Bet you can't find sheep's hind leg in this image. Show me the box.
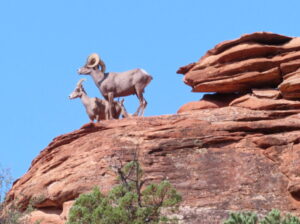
[133,105,141,116]
[134,89,146,116]
[140,99,147,116]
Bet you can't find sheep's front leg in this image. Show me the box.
[108,92,114,120]
[104,107,110,120]
[88,114,94,123]
[95,115,101,123]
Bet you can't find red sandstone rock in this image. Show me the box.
[177,62,196,75]
[177,93,240,113]
[279,73,300,99]
[203,32,292,57]
[193,67,281,93]
[177,101,219,113]
[178,32,300,97]
[280,59,300,76]
[178,89,285,113]
[60,201,74,221]
[251,88,281,99]
[229,94,300,110]
[6,107,300,223]
[283,68,300,80]
[27,209,63,224]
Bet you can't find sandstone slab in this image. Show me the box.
[251,88,280,99]
[193,67,281,93]
[178,32,300,97]
[229,94,300,110]
[6,107,300,223]
[178,93,240,113]
[279,73,300,99]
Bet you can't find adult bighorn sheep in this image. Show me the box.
[69,79,128,122]
[77,53,152,119]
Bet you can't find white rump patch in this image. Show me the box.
[140,68,148,74]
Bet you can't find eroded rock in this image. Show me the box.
[279,73,300,99]
[178,32,300,99]
[178,93,240,113]
[6,108,300,223]
[251,88,281,99]
[229,94,300,110]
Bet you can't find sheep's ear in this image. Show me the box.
[76,78,86,87]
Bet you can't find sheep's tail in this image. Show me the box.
[135,68,152,95]
[138,68,153,84]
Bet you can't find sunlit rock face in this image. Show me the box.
[178,32,300,99]
[6,108,300,223]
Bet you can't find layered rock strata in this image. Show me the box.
[177,32,300,99]
[6,109,300,223]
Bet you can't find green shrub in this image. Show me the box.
[223,209,300,224]
[67,160,182,224]
[224,211,258,224]
[260,209,300,224]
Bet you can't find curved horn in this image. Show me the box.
[76,78,86,86]
[86,53,100,68]
[99,58,106,73]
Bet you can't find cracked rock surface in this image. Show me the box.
[6,107,300,223]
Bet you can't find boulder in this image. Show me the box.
[251,88,280,99]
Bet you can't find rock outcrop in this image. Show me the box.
[6,32,300,224]
[177,32,300,114]
[6,108,300,223]
[177,32,300,99]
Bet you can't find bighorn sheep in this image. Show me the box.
[69,79,128,122]
[77,53,152,118]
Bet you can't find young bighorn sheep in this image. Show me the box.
[69,79,128,122]
[77,53,152,119]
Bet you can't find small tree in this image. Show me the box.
[0,166,12,203]
[68,159,182,224]
[0,165,37,224]
[0,165,26,224]
[0,165,13,223]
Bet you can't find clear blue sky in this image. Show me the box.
[1,0,300,179]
